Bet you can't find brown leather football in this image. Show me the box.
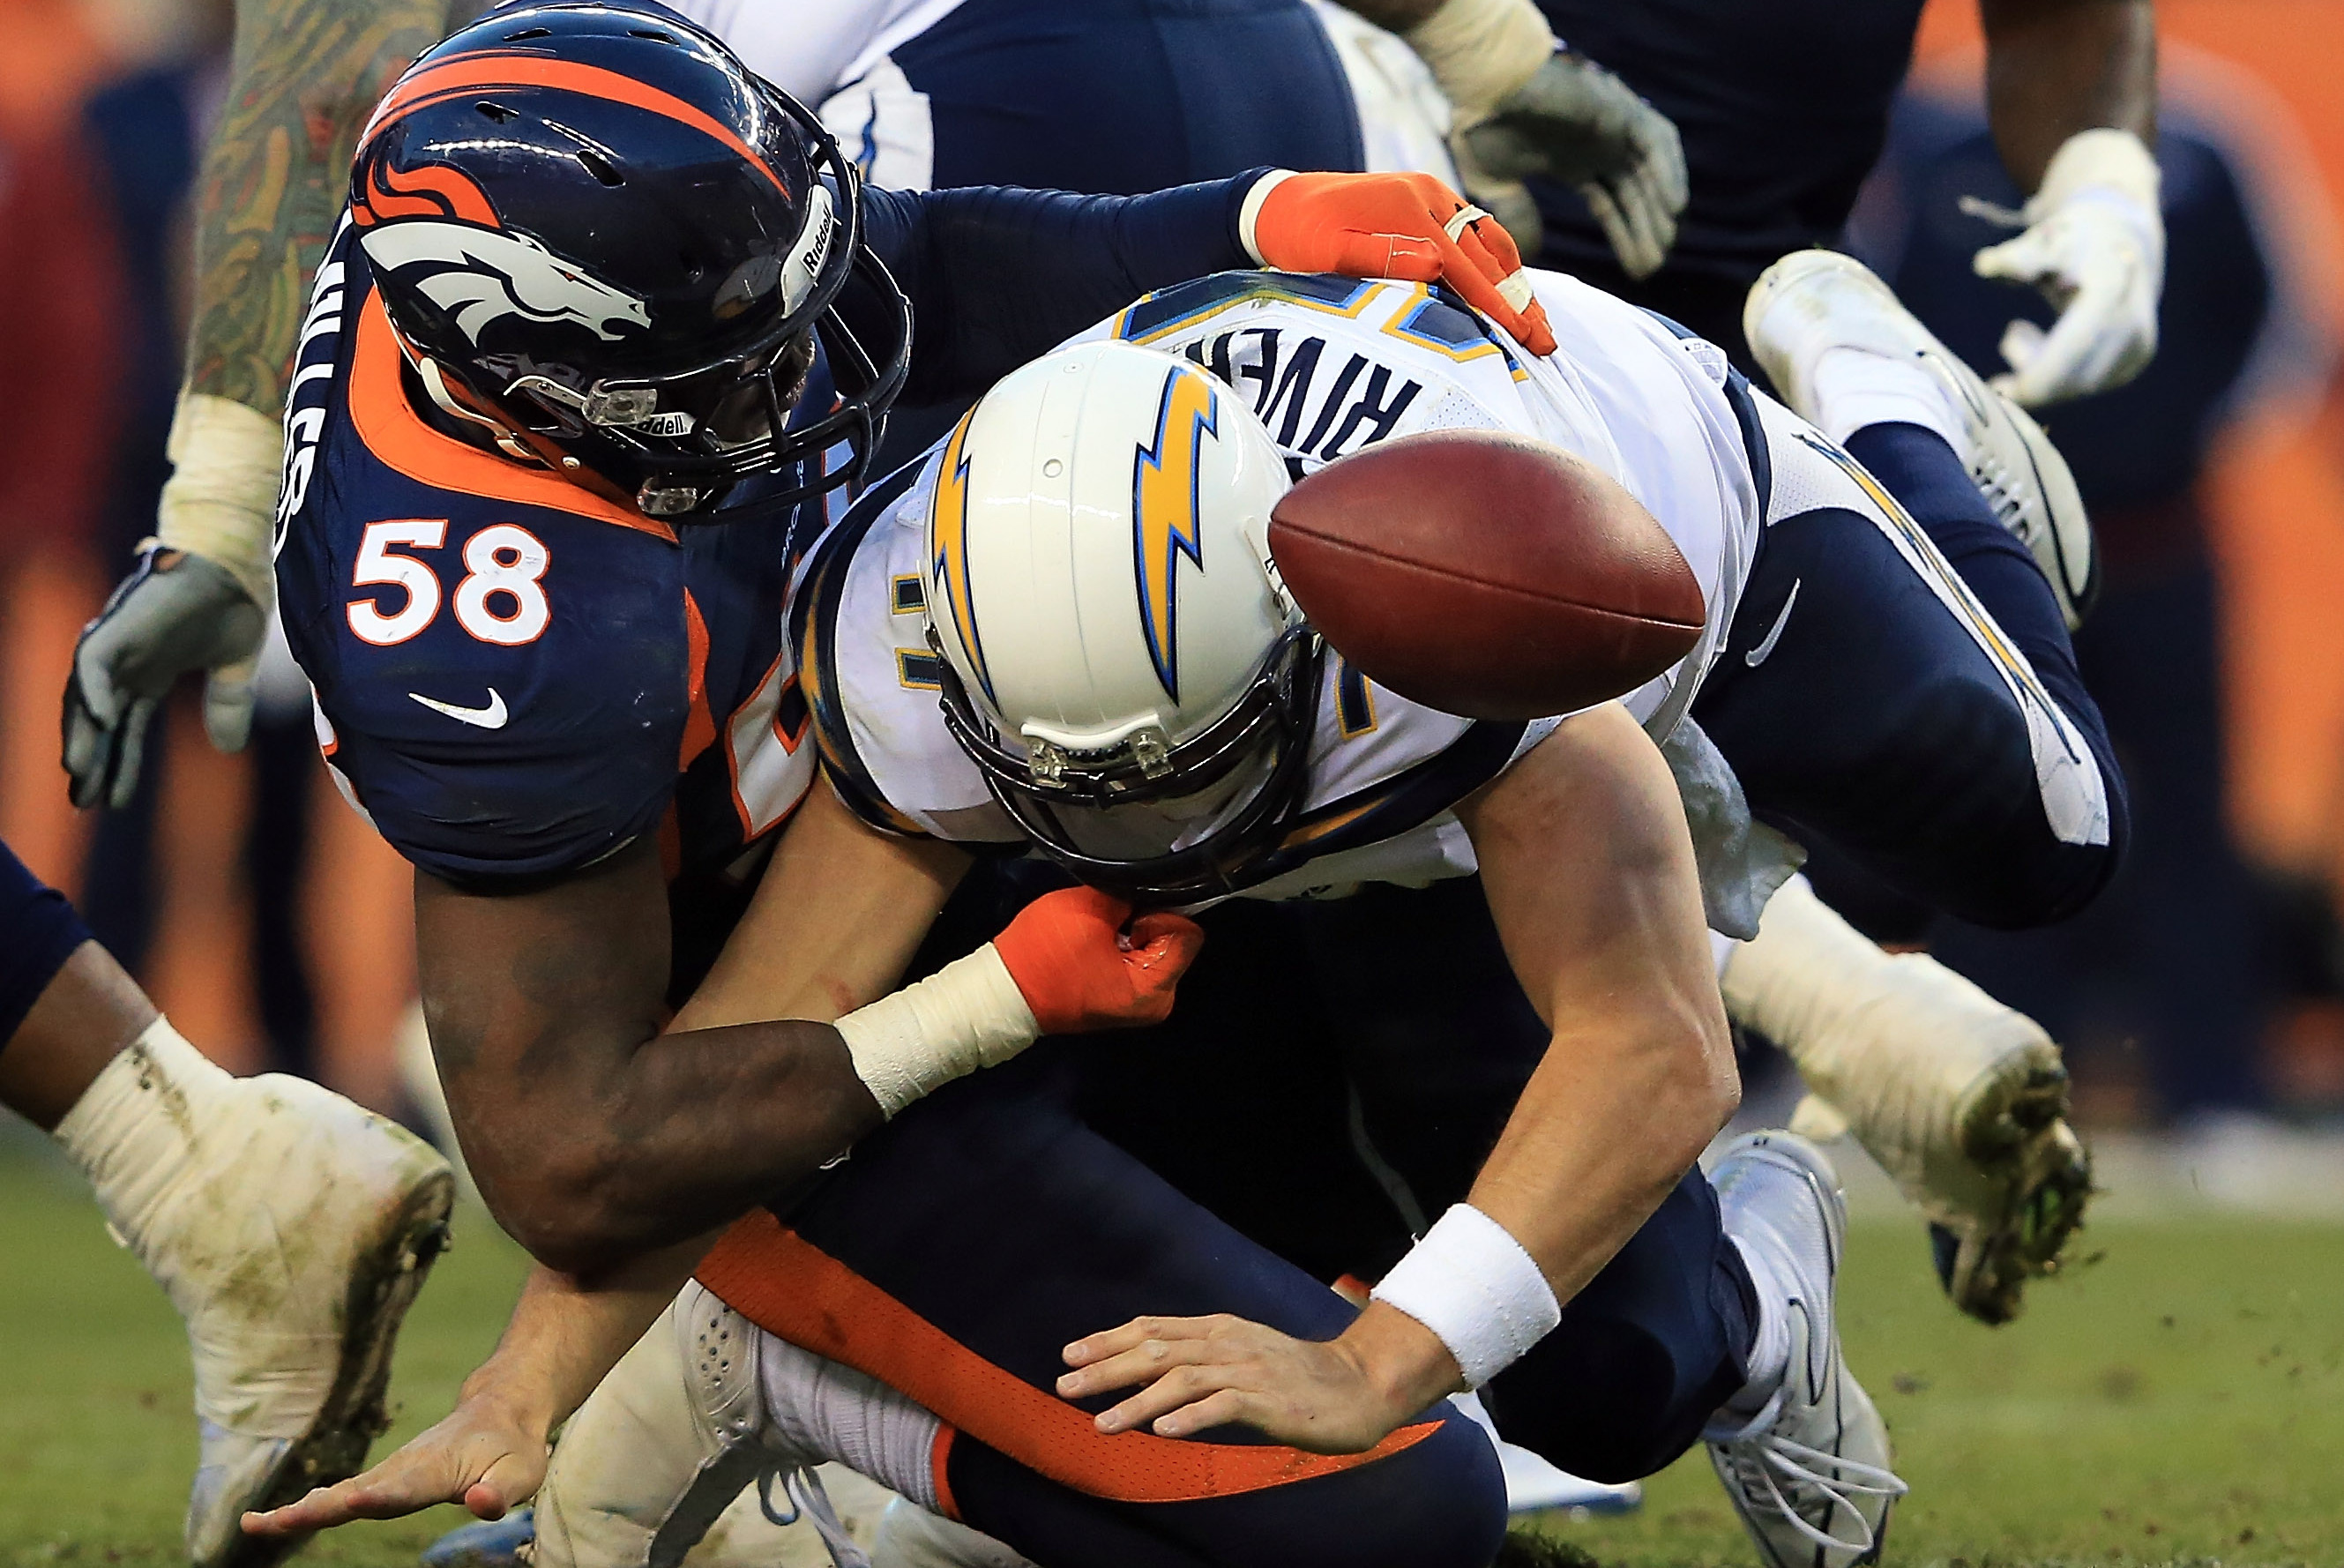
[1268,429,1707,721]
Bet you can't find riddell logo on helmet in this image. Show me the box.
[354,154,651,347]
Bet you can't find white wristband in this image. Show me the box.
[157,390,284,614]
[1402,0,1557,128]
[1371,1204,1560,1388]
[832,944,1039,1118]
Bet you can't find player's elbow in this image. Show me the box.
[1646,1001,1740,1170]
[473,1132,647,1273]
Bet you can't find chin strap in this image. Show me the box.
[413,354,548,467]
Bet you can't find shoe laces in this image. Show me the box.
[1970,451,2032,535]
[1708,1394,1909,1558]
[756,1464,871,1568]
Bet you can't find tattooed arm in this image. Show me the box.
[190,0,454,413]
[65,0,456,808]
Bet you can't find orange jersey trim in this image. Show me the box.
[361,53,787,195]
[696,1211,1441,1505]
[347,292,676,543]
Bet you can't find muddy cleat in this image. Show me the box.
[1705,1132,1906,1568]
[1745,248,2098,629]
[173,1079,454,1568]
[1728,877,2092,1324]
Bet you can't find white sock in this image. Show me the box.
[1810,346,1970,462]
[51,1017,242,1266]
[1727,1233,1793,1415]
[760,1332,944,1510]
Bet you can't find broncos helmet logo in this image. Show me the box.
[353,153,650,346]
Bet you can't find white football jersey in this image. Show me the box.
[663,0,1453,192]
[661,0,969,105]
[795,269,1768,903]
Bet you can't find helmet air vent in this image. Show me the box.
[627,28,680,43]
[475,101,519,123]
[502,26,551,40]
[575,148,623,187]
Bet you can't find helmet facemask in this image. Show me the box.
[936,624,1326,907]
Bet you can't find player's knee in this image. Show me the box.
[1871,668,2122,928]
[1270,1411,1506,1568]
[1500,1345,1703,1484]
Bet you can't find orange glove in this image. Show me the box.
[992,886,1206,1034]
[1243,170,1558,358]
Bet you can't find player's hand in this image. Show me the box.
[1459,51,1688,279]
[63,547,266,809]
[1971,128,2163,408]
[991,885,1204,1034]
[239,1389,549,1538]
[1057,1303,1458,1456]
[1244,170,1557,356]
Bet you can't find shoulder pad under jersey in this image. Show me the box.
[278,228,695,886]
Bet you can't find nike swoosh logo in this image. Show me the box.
[409,688,509,729]
[1743,579,1801,668]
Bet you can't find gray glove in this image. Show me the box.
[63,548,266,809]
[1459,50,1688,279]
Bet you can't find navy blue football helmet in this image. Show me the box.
[352,2,909,517]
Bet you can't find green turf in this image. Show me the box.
[4,1148,2341,1568]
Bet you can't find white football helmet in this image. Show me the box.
[925,340,1322,903]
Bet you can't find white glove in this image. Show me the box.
[1459,50,1687,278]
[63,391,280,808]
[1971,128,2163,407]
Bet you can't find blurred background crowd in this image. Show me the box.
[9,0,2344,1186]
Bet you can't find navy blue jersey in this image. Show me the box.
[277,174,1265,989]
[1533,0,1926,288]
[277,219,819,904]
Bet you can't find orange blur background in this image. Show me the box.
[1,0,2341,1123]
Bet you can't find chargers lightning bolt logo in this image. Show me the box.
[929,410,991,700]
[1133,368,1220,702]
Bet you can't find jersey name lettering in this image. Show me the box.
[1182,328,1422,462]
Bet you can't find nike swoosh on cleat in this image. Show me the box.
[409,689,509,729]
[1744,579,1801,668]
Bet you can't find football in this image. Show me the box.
[1267,429,1707,721]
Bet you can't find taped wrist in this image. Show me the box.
[1403,0,1557,128]
[832,945,1039,1118]
[157,390,283,614]
[1371,1204,1559,1388]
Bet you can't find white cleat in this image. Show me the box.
[1744,249,2099,629]
[1728,877,2093,1325]
[1704,1132,1907,1568]
[872,1500,1036,1567]
[174,1076,455,1568]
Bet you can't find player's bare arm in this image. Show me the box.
[1971,0,2162,405]
[192,0,453,414]
[1060,705,1735,1453]
[247,785,969,1537]
[1981,0,2155,187]
[413,825,955,1272]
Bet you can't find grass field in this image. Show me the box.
[4,1145,2343,1568]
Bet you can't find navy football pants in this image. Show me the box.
[700,1045,1508,1568]
[0,837,94,1054]
[1695,419,2128,930]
